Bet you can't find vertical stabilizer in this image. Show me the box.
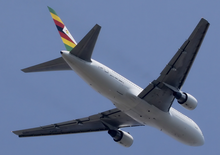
[48,6,77,51]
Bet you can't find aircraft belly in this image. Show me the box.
[115,96,204,146]
[122,98,163,127]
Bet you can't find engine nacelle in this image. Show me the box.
[174,92,198,110]
[108,129,133,147]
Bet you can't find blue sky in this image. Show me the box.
[1,0,220,154]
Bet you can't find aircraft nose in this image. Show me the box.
[191,129,205,146]
[195,133,205,146]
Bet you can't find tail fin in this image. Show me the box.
[48,6,77,51]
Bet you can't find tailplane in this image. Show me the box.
[22,7,101,73]
[70,24,101,62]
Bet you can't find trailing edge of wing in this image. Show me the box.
[12,108,143,137]
[70,24,101,62]
[22,57,71,73]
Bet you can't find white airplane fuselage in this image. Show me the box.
[61,50,204,146]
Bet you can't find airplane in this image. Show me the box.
[13,7,210,147]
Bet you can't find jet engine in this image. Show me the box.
[173,92,198,110]
[108,129,133,147]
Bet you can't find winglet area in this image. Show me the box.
[70,24,101,62]
[48,6,77,51]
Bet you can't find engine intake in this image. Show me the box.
[173,92,198,110]
[108,129,133,147]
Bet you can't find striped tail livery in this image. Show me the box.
[48,6,77,51]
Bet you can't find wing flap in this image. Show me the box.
[138,18,209,112]
[13,108,143,137]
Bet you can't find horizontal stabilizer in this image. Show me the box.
[22,57,71,73]
[70,24,101,62]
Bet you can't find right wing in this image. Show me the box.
[138,18,209,112]
[13,108,143,137]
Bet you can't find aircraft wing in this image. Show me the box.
[13,108,143,137]
[138,18,209,112]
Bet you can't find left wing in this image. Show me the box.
[13,108,143,137]
[138,18,209,112]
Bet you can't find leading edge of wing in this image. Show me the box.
[13,108,143,137]
[138,18,209,112]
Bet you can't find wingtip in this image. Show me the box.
[93,24,101,32]
[200,18,210,25]
[21,68,29,73]
[95,24,101,29]
[12,130,20,136]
